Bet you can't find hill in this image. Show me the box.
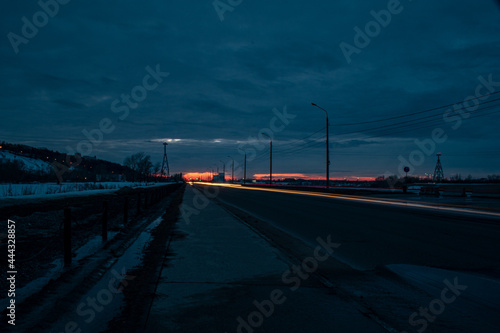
[0,142,131,183]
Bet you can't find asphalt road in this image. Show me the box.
[202,184,500,275]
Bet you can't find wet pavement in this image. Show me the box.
[144,185,387,332]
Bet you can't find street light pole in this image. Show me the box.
[212,164,218,182]
[220,160,226,182]
[238,148,247,185]
[261,133,272,185]
[244,152,246,184]
[311,103,330,189]
[227,156,234,183]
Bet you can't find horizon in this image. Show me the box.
[1,141,496,181]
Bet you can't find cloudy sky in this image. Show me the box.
[1,0,500,179]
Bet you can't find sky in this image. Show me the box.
[1,0,500,180]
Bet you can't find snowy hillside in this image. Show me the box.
[0,151,52,174]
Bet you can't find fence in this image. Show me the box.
[62,184,180,266]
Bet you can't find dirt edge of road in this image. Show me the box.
[105,184,186,332]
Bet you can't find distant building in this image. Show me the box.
[213,172,225,182]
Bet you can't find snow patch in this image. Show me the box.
[386,264,500,315]
[0,181,176,198]
[0,151,52,173]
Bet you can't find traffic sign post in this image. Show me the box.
[403,166,410,194]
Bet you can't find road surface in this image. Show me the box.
[199,184,500,273]
[181,183,500,332]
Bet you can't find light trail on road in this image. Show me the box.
[194,182,500,219]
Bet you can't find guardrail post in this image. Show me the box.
[137,193,141,214]
[124,197,129,224]
[102,201,108,242]
[64,208,71,266]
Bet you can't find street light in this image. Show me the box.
[311,103,330,189]
[220,160,226,182]
[261,133,272,185]
[212,163,218,182]
[238,148,247,185]
[227,156,234,183]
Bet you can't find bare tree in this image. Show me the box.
[124,152,153,182]
[153,162,161,179]
[137,155,153,181]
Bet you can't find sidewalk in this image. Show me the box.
[145,185,386,332]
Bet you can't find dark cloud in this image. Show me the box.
[1,0,499,177]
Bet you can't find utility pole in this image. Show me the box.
[213,164,218,182]
[227,156,234,183]
[243,152,246,184]
[261,133,272,185]
[228,156,234,184]
[311,103,330,189]
[239,148,247,184]
[220,160,226,182]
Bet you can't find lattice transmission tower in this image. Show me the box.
[433,153,444,182]
[161,142,170,178]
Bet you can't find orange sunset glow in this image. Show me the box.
[184,172,214,181]
[253,174,376,181]
[183,172,375,181]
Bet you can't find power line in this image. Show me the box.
[335,102,500,137]
[330,152,500,157]
[332,91,500,126]
[274,127,325,149]
[248,127,326,162]
[250,146,270,162]
[244,104,500,165]
[275,137,325,156]
[367,105,500,138]
[338,106,500,141]
[335,99,500,135]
